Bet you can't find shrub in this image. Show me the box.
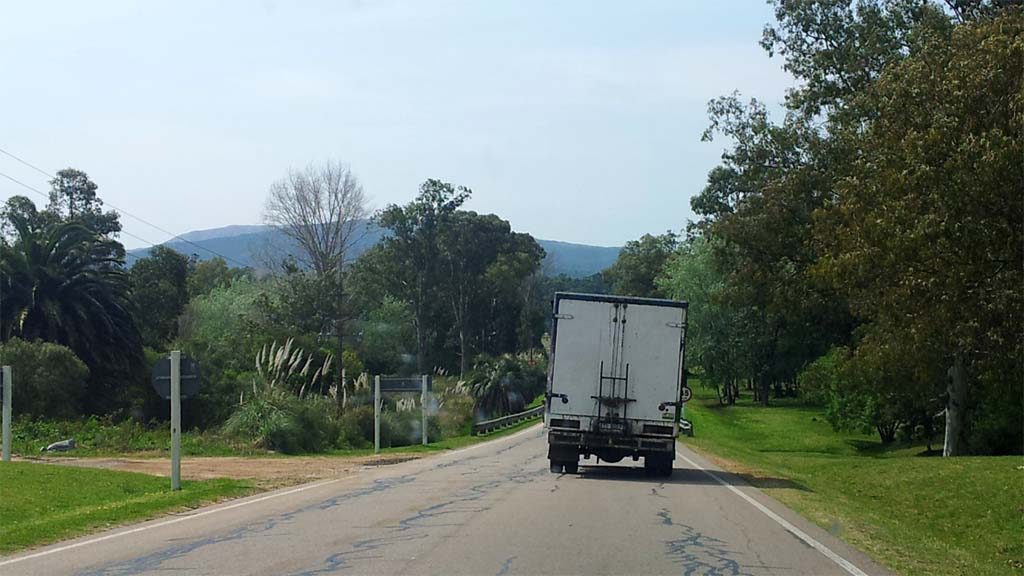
[0,338,89,419]
[336,405,373,449]
[466,353,547,418]
[224,387,339,454]
[223,386,297,451]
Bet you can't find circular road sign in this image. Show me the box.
[680,386,693,404]
[151,356,201,399]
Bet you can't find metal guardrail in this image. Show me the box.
[472,405,545,435]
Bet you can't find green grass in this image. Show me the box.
[13,417,259,457]
[680,385,1024,576]
[0,462,253,554]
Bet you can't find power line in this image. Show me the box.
[0,171,163,250]
[0,148,250,267]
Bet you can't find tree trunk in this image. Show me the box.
[943,354,968,456]
[459,327,467,377]
[415,317,426,374]
[340,368,347,409]
[336,268,346,406]
[759,375,770,407]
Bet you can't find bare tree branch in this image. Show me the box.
[263,161,368,276]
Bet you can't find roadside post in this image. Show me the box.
[374,375,381,454]
[2,365,11,462]
[151,352,199,491]
[170,351,181,490]
[421,374,428,446]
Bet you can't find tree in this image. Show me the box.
[188,257,248,298]
[816,11,1024,455]
[760,0,940,117]
[47,168,122,237]
[439,212,544,374]
[263,161,368,393]
[691,95,853,406]
[602,232,678,298]
[0,196,53,240]
[658,236,755,405]
[130,246,191,347]
[0,338,89,419]
[466,354,545,418]
[0,213,144,411]
[372,179,470,372]
[357,296,416,375]
[360,181,544,374]
[178,277,265,425]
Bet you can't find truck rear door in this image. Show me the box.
[620,302,687,425]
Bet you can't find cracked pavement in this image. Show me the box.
[2,425,890,576]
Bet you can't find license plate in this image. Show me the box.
[598,420,626,434]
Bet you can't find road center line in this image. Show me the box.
[675,449,870,576]
[0,424,543,569]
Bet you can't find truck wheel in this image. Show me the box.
[549,461,564,474]
[564,461,579,474]
[643,458,658,477]
[645,454,671,477]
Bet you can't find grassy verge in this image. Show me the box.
[12,417,259,457]
[0,462,253,555]
[680,385,1023,576]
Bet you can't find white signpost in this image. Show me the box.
[169,351,182,491]
[1,365,11,462]
[373,375,432,454]
[421,374,428,446]
[151,352,198,491]
[374,375,381,454]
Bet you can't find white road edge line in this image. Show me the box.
[0,477,342,567]
[0,422,544,568]
[675,450,870,576]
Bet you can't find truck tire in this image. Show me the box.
[549,461,564,474]
[660,463,674,478]
[564,461,579,474]
[645,454,672,477]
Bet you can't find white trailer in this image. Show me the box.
[545,292,689,477]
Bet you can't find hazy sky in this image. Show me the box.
[1,1,793,248]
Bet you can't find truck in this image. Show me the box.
[545,292,690,478]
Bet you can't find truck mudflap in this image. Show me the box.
[548,430,675,454]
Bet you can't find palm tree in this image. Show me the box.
[0,214,143,373]
[467,355,523,417]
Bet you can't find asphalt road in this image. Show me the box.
[1,425,891,576]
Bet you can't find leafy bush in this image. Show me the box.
[223,387,339,454]
[0,338,89,419]
[340,350,364,379]
[798,345,942,445]
[356,296,416,375]
[466,353,547,418]
[797,347,844,407]
[436,391,474,438]
[336,405,374,449]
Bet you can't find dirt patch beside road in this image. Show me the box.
[20,453,426,488]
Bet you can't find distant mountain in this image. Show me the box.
[128,223,619,278]
[536,239,620,278]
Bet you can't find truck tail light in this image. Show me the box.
[550,418,580,429]
[642,424,674,436]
